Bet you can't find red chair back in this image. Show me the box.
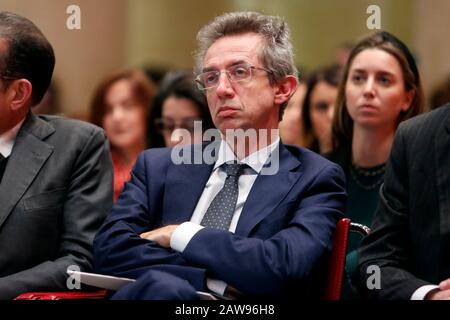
[323,218,351,300]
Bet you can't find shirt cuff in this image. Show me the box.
[207,278,227,296]
[411,285,439,300]
[170,222,204,253]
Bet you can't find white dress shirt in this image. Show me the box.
[170,137,280,295]
[0,118,25,157]
[411,284,439,300]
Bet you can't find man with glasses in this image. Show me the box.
[0,12,113,299]
[94,11,346,299]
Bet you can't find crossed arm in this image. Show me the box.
[138,164,346,296]
[95,151,346,296]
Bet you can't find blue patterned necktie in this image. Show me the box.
[201,162,247,230]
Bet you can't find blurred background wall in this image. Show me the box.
[1,0,449,118]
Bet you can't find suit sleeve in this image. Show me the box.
[355,126,431,299]
[180,164,346,296]
[93,152,192,280]
[0,129,113,299]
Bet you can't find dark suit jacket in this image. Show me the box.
[94,142,347,297]
[356,103,450,299]
[0,112,113,299]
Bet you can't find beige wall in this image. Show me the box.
[126,0,234,69]
[414,0,450,106]
[1,0,126,118]
[127,0,414,74]
[1,0,449,117]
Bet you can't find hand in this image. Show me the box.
[425,279,450,300]
[140,225,179,248]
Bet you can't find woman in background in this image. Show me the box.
[148,70,214,148]
[328,31,424,288]
[90,69,155,201]
[301,64,341,154]
[279,79,307,147]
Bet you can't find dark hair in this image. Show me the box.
[301,64,341,152]
[147,70,214,148]
[332,31,425,150]
[89,69,155,128]
[0,11,55,106]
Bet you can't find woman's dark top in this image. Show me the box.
[326,146,386,295]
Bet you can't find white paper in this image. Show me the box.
[67,270,135,291]
[67,270,224,299]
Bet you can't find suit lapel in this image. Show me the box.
[0,113,54,228]
[235,143,302,237]
[437,108,450,277]
[162,143,217,224]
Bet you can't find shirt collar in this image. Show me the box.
[214,136,280,174]
[0,118,25,157]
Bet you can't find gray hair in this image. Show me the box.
[194,12,298,116]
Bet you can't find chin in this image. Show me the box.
[355,119,385,129]
[111,138,137,150]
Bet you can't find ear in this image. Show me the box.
[274,75,298,106]
[8,79,33,111]
[401,89,414,112]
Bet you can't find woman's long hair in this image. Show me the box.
[332,31,425,150]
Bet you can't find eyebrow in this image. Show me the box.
[202,60,249,73]
[350,68,395,77]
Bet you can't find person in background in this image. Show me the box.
[0,11,112,299]
[301,64,341,154]
[90,69,155,201]
[335,42,354,67]
[279,78,307,147]
[147,70,214,148]
[328,31,424,290]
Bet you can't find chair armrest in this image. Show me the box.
[349,222,371,237]
[15,290,107,300]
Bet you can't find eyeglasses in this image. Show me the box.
[195,63,272,91]
[154,117,201,133]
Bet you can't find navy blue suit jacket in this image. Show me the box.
[94,142,346,297]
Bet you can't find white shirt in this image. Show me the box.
[0,119,25,157]
[170,137,280,295]
[411,285,439,300]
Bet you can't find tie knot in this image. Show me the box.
[223,162,246,177]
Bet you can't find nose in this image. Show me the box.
[215,72,234,98]
[363,76,375,98]
[327,104,335,121]
[111,105,125,121]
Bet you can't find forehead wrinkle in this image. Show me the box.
[202,33,264,70]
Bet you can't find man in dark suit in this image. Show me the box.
[355,103,450,300]
[0,12,113,299]
[94,11,346,299]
